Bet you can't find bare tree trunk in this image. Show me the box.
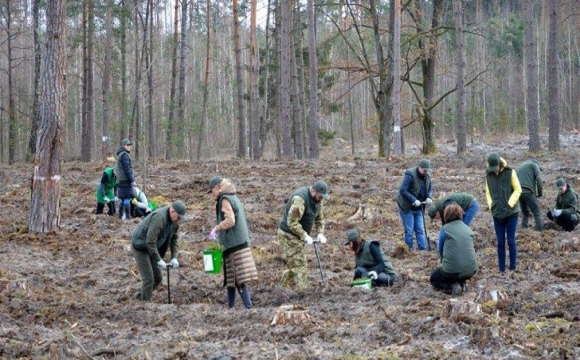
[27,0,42,162]
[166,0,179,160]
[280,0,294,158]
[102,0,113,160]
[6,1,16,164]
[130,0,141,158]
[525,0,540,151]
[274,0,282,157]
[306,0,319,158]
[454,0,466,155]
[291,2,304,159]
[393,0,402,155]
[296,4,308,158]
[233,0,246,157]
[29,0,68,233]
[547,0,560,151]
[250,0,261,160]
[260,0,273,158]
[197,0,211,161]
[81,0,94,162]
[177,0,187,159]
[147,0,155,158]
[120,0,128,141]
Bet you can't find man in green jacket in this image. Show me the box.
[516,160,544,231]
[131,200,186,301]
[95,167,117,215]
[278,180,329,291]
[344,229,397,287]
[547,178,579,232]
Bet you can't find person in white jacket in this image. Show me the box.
[131,187,152,218]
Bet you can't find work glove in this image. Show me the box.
[304,235,314,245]
[104,197,111,203]
[113,196,119,202]
[316,234,327,244]
[131,198,138,205]
[146,207,152,213]
[170,258,179,269]
[552,209,563,217]
[208,227,218,240]
[413,200,421,208]
[425,198,433,205]
[368,271,378,280]
[157,259,167,270]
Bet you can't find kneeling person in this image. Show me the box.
[345,229,397,287]
[131,187,152,218]
[430,204,477,296]
[547,178,579,232]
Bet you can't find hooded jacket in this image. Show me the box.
[485,157,522,220]
[115,146,134,184]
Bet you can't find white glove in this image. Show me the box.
[552,209,563,217]
[104,197,111,203]
[157,259,167,269]
[368,271,378,280]
[413,200,421,208]
[426,198,433,205]
[304,235,314,245]
[316,234,327,244]
[146,207,152,213]
[170,258,179,269]
[113,196,119,202]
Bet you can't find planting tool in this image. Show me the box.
[166,266,171,304]
[313,241,326,287]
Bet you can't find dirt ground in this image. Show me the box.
[1,134,580,359]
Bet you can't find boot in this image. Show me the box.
[451,283,463,297]
[227,287,236,308]
[238,284,252,309]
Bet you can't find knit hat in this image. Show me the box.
[487,153,500,172]
[172,200,186,220]
[344,229,360,245]
[207,176,223,193]
[556,178,566,188]
[313,180,330,200]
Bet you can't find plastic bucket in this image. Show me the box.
[148,202,157,211]
[203,249,223,274]
[351,278,372,290]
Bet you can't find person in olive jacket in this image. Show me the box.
[207,176,258,309]
[131,200,185,301]
[428,192,479,241]
[430,204,477,296]
[485,153,522,273]
[344,229,397,287]
[547,178,580,232]
[516,160,544,231]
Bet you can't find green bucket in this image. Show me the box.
[352,278,372,290]
[148,202,157,211]
[203,248,223,274]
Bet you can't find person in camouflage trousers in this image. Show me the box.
[278,180,329,291]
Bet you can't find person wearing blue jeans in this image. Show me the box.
[485,153,522,273]
[428,193,479,241]
[396,159,434,250]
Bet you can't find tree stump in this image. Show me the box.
[475,288,510,309]
[442,299,482,323]
[554,239,579,253]
[346,204,381,222]
[0,279,27,293]
[270,305,315,326]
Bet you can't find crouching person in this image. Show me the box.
[430,204,477,296]
[207,176,258,309]
[547,178,580,232]
[131,187,152,218]
[344,229,397,287]
[131,200,185,301]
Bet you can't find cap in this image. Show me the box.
[418,159,431,170]
[207,176,223,193]
[313,180,330,200]
[344,229,360,245]
[122,138,133,146]
[428,205,437,219]
[172,200,186,220]
[487,153,500,172]
[556,178,566,188]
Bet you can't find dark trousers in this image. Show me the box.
[96,202,116,216]
[493,215,518,272]
[547,211,578,232]
[132,245,162,301]
[430,268,475,292]
[131,204,150,218]
[519,191,543,231]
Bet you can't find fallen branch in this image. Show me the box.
[91,348,124,357]
[69,333,94,360]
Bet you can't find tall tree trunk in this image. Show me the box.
[27,0,42,161]
[260,0,273,158]
[250,0,261,160]
[454,0,466,155]
[290,2,304,159]
[29,0,68,233]
[147,0,155,158]
[197,0,211,161]
[102,0,113,159]
[177,0,187,159]
[280,0,294,158]
[82,0,94,162]
[6,1,16,164]
[274,0,282,157]
[306,0,319,158]
[295,3,308,158]
[392,0,402,155]
[166,0,179,160]
[547,0,560,151]
[525,0,540,151]
[120,0,128,141]
[130,0,141,158]
[233,0,246,157]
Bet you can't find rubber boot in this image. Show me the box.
[451,283,463,296]
[238,284,252,309]
[227,287,236,308]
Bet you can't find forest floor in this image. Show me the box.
[1,134,580,359]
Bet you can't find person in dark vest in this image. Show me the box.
[428,192,479,226]
[430,204,477,296]
[485,153,522,273]
[131,187,152,218]
[547,178,580,232]
[95,167,117,215]
[278,180,329,291]
[131,200,185,301]
[396,159,434,250]
[207,176,258,309]
[516,160,544,231]
[115,138,136,220]
[344,229,397,287]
